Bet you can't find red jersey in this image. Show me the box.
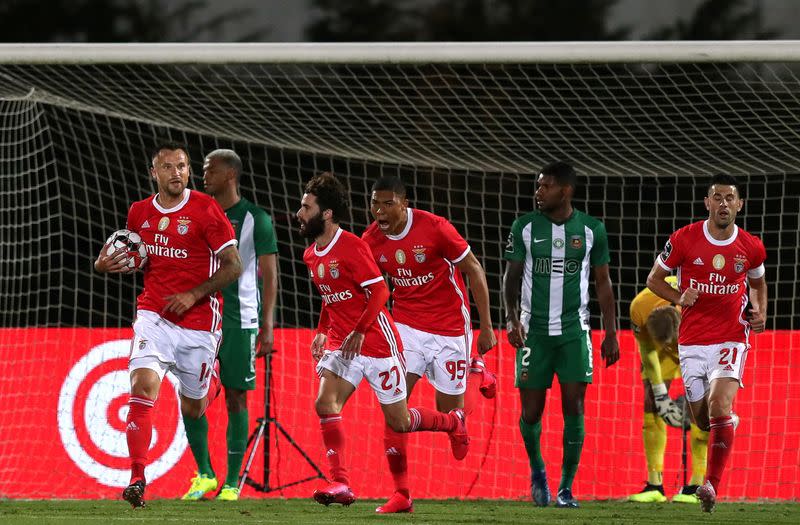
[362,208,471,337]
[127,189,236,332]
[657,220,766,346]
[303,228,401,358]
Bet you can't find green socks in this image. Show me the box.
[183,414,214,477]
[560,414,585,491]
[519,417,545,472]
[225,409,249,487]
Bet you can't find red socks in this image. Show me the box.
[706,415,735,491]
[320,414,349,484]
[464,363,483,416]
[384,424,410,497]
[126,396,154,483]
[408,407,456,432]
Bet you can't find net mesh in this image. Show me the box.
[0,56,798,500]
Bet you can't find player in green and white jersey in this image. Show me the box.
[503,161,619,509]
[181,149,278,501]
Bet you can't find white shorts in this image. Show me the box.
[315,349,407,405]
[396,323,470,395]
[679,341,749,403]
[129,310,221,400]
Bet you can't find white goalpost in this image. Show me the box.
[0,42,798,501]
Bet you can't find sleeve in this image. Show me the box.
[125,203,138,233]
[204,200,237,254]
[657,229,684,271]
[253,209,278,256]
[747,237,767,278]
[351,239,385,288]
[436,218,470,263]
[354,280,390,333]
[590,221,611,266]
[503,218,525,262]
[316,302,330,334]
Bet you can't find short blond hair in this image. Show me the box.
[646,305,681,346]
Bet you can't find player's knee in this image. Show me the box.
[385,415,410,433]
[180,399,204,420]
[225,389,247,413]
[129,369,160,399]
[520,407,543,425]
[314,397,340,416]
[707,397,732,418]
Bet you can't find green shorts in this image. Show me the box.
[218,324,258,391]
[515,330,593,389]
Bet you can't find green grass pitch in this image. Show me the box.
[1,499,799,525]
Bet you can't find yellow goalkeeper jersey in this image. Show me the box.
[630,275,679,350]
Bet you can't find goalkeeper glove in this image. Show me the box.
[652,383,684,428]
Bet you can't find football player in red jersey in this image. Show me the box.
[95,142,242,508]
[362,176,497,511]
[647,174,767,513]
[298,172,468,513]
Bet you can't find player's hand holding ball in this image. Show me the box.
[95,229,148,274]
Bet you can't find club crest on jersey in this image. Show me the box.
[570,235,583,249]
[177,217,191,235]
[317,263,325,279]
[157,216,170,231]
[412,245,426,263]
[328,260,340,279]
[553,238,565,249]
[139,339,147,350]
[712,254,725,270]
[734,255,746,273]
[395,249,406,265]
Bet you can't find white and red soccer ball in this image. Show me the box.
[105,229,148,270]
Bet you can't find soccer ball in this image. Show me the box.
[105,229,148,270]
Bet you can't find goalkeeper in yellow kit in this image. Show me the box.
[628,276,709,504]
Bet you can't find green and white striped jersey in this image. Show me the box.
[504,209,610,337]
[223,198,278,329]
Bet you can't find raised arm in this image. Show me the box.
[456,251,497,355]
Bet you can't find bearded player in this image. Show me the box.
[647,174,767,513]
[297,172,469,511]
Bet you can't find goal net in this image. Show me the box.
[0,42,798,500]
